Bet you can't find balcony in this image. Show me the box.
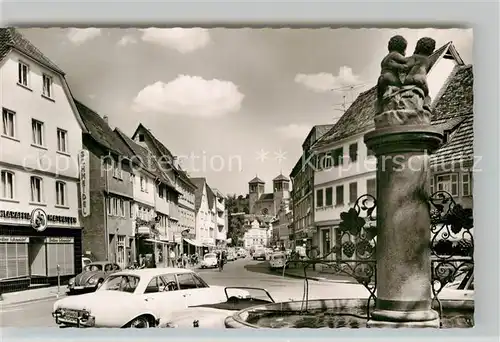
[154,194,169,216]
[217,215,225,227]
[216,199,225,213]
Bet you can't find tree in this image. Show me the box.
[226,194,248,246]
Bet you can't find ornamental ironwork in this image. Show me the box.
[428,190,474,321]
[289,191,474,322]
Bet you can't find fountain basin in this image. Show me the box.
[224,298,473,329]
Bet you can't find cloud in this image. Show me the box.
[295,66,362,93]
[132,75,244,118]
[276,124,311,140]
[117,35,137,46]
[67,28,101,45]
[139,28,210,53]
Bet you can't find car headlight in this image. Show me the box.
[88,277,97,284]
[68,278,75,285]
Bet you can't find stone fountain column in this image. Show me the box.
[365,125,442,328]
[364,35,444,328]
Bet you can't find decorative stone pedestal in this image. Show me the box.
[364,125,443,328]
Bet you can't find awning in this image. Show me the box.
[143,238,169,244]
[183,238,204,247]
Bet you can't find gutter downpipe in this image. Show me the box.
[104,151,111,262]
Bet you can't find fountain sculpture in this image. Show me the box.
[225,35,474,329]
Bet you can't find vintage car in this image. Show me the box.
[163,287,276,328]
[268,252,287,270]
[200,253,218,269]
[67,261,121,294]
[252,248,266,261]
[52,268,251,328]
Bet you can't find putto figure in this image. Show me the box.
[376,35,409,104]
[403,37,437,107]
[374,35,437,128]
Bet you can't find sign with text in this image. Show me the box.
[78,149,90,217]
[45,237,75,244]
[31,208,48,232]
[0,210,77,225]
[0,236,30,243]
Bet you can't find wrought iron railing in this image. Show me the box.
[289,191,474,322]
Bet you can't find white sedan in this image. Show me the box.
[200,253,218,269]
[52,268,250,328]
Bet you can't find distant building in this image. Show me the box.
[248,174,290,217]
[211,188,227,246]
[242,214,273,249]
[289,125,333,249]
[0,28,86,291]
[190,177,215,253]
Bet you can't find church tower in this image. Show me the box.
[248,176,265,215]
[273,173,290,216]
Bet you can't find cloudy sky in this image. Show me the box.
[21,28,473,195]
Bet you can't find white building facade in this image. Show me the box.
[0,28,86,289]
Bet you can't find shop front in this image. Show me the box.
[183,237,204,256]
[0,209,82,293]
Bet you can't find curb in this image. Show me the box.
[0,293,66,306]
[278,270,356,284]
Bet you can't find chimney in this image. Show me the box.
[103,115,109,125]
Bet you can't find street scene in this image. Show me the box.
[0,27,473,329]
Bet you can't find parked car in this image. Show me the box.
[236,248,247,258]
[268,252,287,270]
[253,248,266,261]
[227,251,236,262]
[52,268,251,328]
[68,262,121,294]
[200,253,218,269]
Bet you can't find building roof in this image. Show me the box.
[313,42,464,150]
[259,193,274,201]
[133,124,196,189]
[430,65,473,167]
[190,177,206,211]
[114,128,177,190]
[273,174,290,182]
[0,27,65,74]
[75,100,134,158]
[206,184,215,209]
[302,124,335,150]
[249,176,265,184]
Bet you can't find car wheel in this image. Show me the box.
[129,315,150,328]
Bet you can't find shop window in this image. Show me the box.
[0,241,29,280]
[47,241,75,276]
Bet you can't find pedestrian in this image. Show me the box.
[138,254,146,269]
[169,249,176,267]
[182,253,188,268]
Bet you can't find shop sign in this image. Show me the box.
[78,149,90,217]
[0,210,77,225]
[45,237,74,244]
[31,208,48,232]
[0,236,29,243]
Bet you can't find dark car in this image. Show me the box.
[67,261,121,294]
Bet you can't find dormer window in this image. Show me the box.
[138,134,145,142]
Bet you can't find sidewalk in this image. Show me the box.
[279,266,357,284]
[0,285,65,306]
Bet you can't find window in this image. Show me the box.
[113,163,122,179]
[333,148,344,167]
[349,182,358,203]
[349,143,358,162]
[57,128,67,153]
[436,174,459,197]
[119,198,125,217]
[18,61,29,87]
[176,273,197,289]
[138,134,145,142]
[192,274,209,288]
[42,74,53,98]
[144,276,168,294]
[366,179,376,198]
[55,181,66,206]
[335,185,344,206]
[107,197,112,216]
[2,108,16,138]
[0,242,29,280]
[320,153,333,169]
[160,274,179,291]
[140,176,146,192]
[325,187,333,206]
[430,176,435,194]
[462,173,471,197]
[30,176,43,203]
[31,119,44,146]
[113,198,118,216]
[1,170,15,199]
[129,202,133,218]
[316,189,324,207]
